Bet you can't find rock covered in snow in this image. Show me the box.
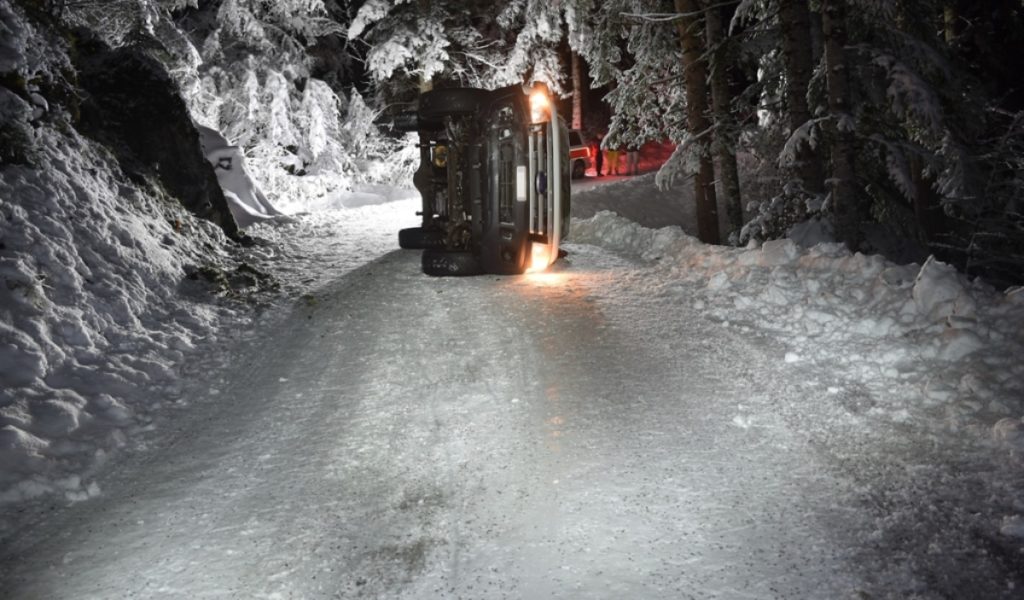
[760,238,800,266]
[936,328,986,361]
[71,29,238,238]
[912,256,977,322]
[27,90,47,120]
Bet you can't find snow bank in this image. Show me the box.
[0,122,414,517]
[0,3,413,514]
[0,126,241,507]
[571,196,1024,546]
[570,210,1024,433]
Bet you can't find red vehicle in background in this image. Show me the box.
[568,130,590,179]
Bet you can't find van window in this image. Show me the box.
[568,131,583,147]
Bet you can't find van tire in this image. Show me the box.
[399,227,445,250]
[572,160,586,179]
[419,88,490,121]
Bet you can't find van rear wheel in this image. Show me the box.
[398,227,444,250]
[572,160,586,179]
[418,88,490,121]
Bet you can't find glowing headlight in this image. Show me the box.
[530,89,551,124]
[526,243,553,273]
[432,144,448,168]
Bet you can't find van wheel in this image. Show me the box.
[419,88,490,121]
[422,249,482,276]
[399,227,445,249]
[572,160,586,179]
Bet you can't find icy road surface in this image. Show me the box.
[1,247,865,599]
[2,189,1021,598]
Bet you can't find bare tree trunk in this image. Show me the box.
[779,0,824,194]
[809,6,824,64]
[675,0,720,244]
[571,51,583,131]
[910,154,942,242]
[704,2,743,238]
[821,0,861,249]
[943,4,957,43]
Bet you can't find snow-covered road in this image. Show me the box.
[2,179,1023,599]
[2,244,868,599]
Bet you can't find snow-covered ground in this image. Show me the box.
[3,171,1024,597]
[0,126,247,507]
[0,120,418,511]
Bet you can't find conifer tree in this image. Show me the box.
[821,0,861,249]
[778,0,824,195]
[704,1,743,237]
[674,0,719,244]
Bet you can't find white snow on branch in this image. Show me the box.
[729,0,758,35]
[873,52,944,139]
[347,0,391,39]
[778,117,825,169]
[655,129,712,191]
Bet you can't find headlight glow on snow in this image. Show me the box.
[526,243,553,273]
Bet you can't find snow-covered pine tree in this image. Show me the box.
[808,0,1024,282]
[568,1,684,148]
[778,0,824,196]
[175,0,358,208]
[55,0,383,211]
[568,3,693,207]
[349,0,572,100]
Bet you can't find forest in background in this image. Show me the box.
[4,0,1023,287]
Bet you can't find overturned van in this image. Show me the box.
[390,85,570,276]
